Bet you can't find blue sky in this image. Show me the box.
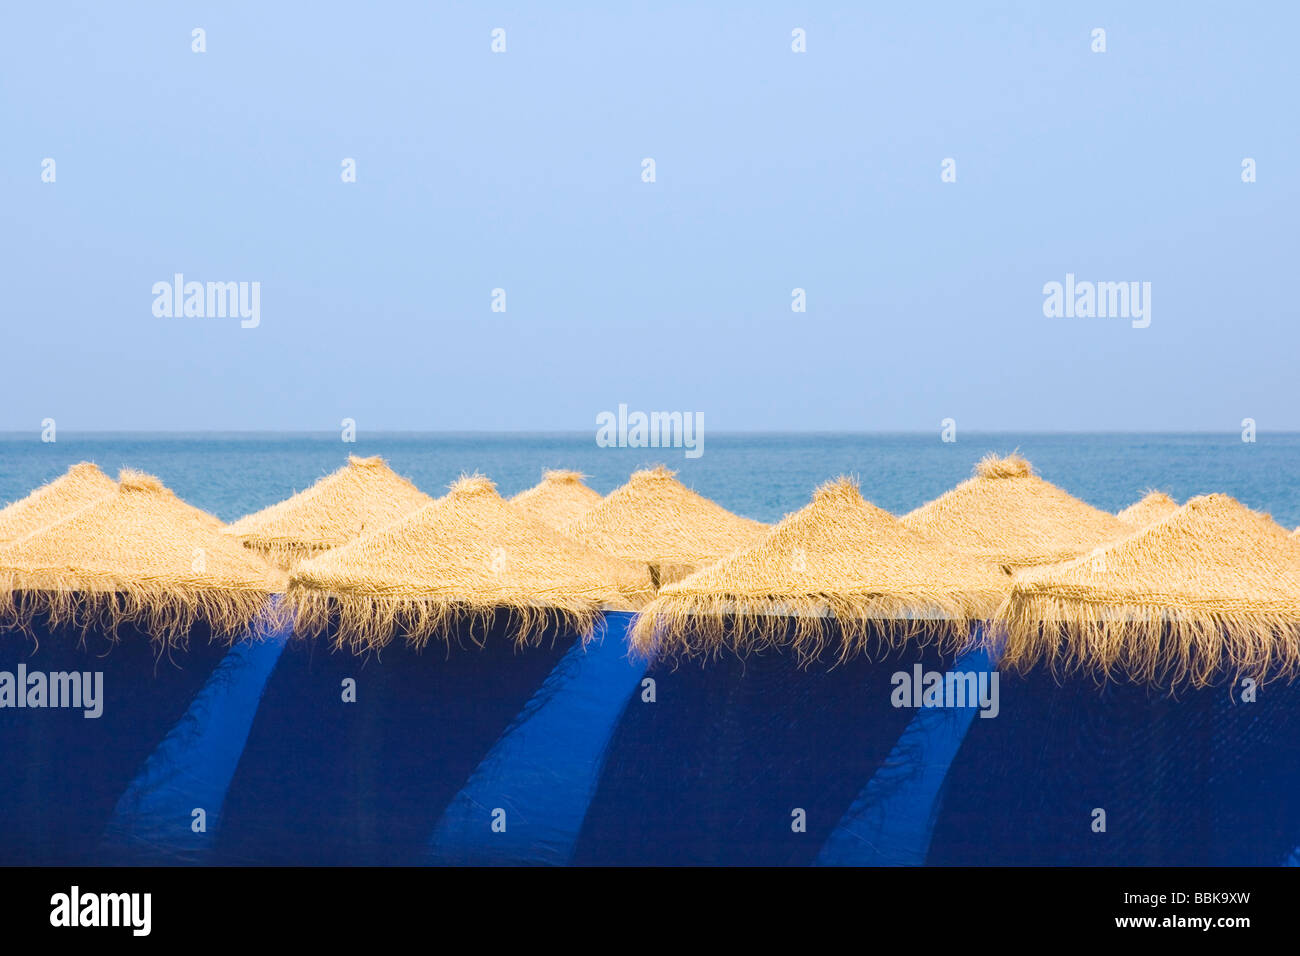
[2,2,1296,431]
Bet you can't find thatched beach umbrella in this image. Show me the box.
[217,474,651,865]
[0,462,116,547]
[632,477,1006,661]
[289,474,650,651]
[1001,493,1300,688]
[927,494,1300,865]
[0,469,287,865]
[0,469,285,641]
[576,478,1007,866]
[901,453,1129,571]
[224,455,432,567]
[561,465,766,586]
[510,469,602,530]
[1115,490,1179,527]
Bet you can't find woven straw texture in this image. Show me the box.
[1116,490,1179,526]
[0,463,117,547]
[561,465,767,585]
[632,477,1008,662]
[224,455,432,567]
[999,493,1300,688]
[510,469,602,530]
[901,453,1130,569]
[0,470,286,643]
[288,474,654,652]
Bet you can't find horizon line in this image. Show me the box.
[1,428,1295,437]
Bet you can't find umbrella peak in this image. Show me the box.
[0,463,117,548]
[117,469,166,493]
[975,452,1032,480]
[224,456,433,567]
[811,476,862,504]
[448,473,498,497]
[1116,489,1180,526]
[631,464,678,482]
[541,469,587,483]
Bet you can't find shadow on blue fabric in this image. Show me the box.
[98,602,292,865]
[815,634,998,866]
[428,611,646,865]
[0,616,229,865]
[214,611,577,865]
[926,661,1300,865]
[573,625,960,866]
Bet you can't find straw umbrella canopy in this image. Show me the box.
[510,469,602,530]
[561,465,767,586]
[0,462,117,547]
[0,470,287,643]
[1116,490,1179,527]
[901,453,1129,571]
[632,477,1008,662]
[289,475,655,653]
[224,455,433,567]
[999,494,1300,689]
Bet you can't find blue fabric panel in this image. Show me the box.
[428,612,646,865]
[927,665,1300,865]
[574,629,956,866]
[0,619,228,864]
[98,605,292,864]
[815,637,998,866]
[215,613,578,865]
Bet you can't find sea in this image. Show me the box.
[0,432,1297,530]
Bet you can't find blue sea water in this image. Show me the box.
[0,432,1297,530]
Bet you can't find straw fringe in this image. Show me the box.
[630,476,1006,663]
[995,493,1300,689]
[0,571,285,645]
[0,469,286,644]
[289,585,604,655]
[286,473,651,652]
[631,591,988,665]
[997,589,1300,689]
[230,539,329,570]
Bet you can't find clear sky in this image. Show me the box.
[2,2,1296,431]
